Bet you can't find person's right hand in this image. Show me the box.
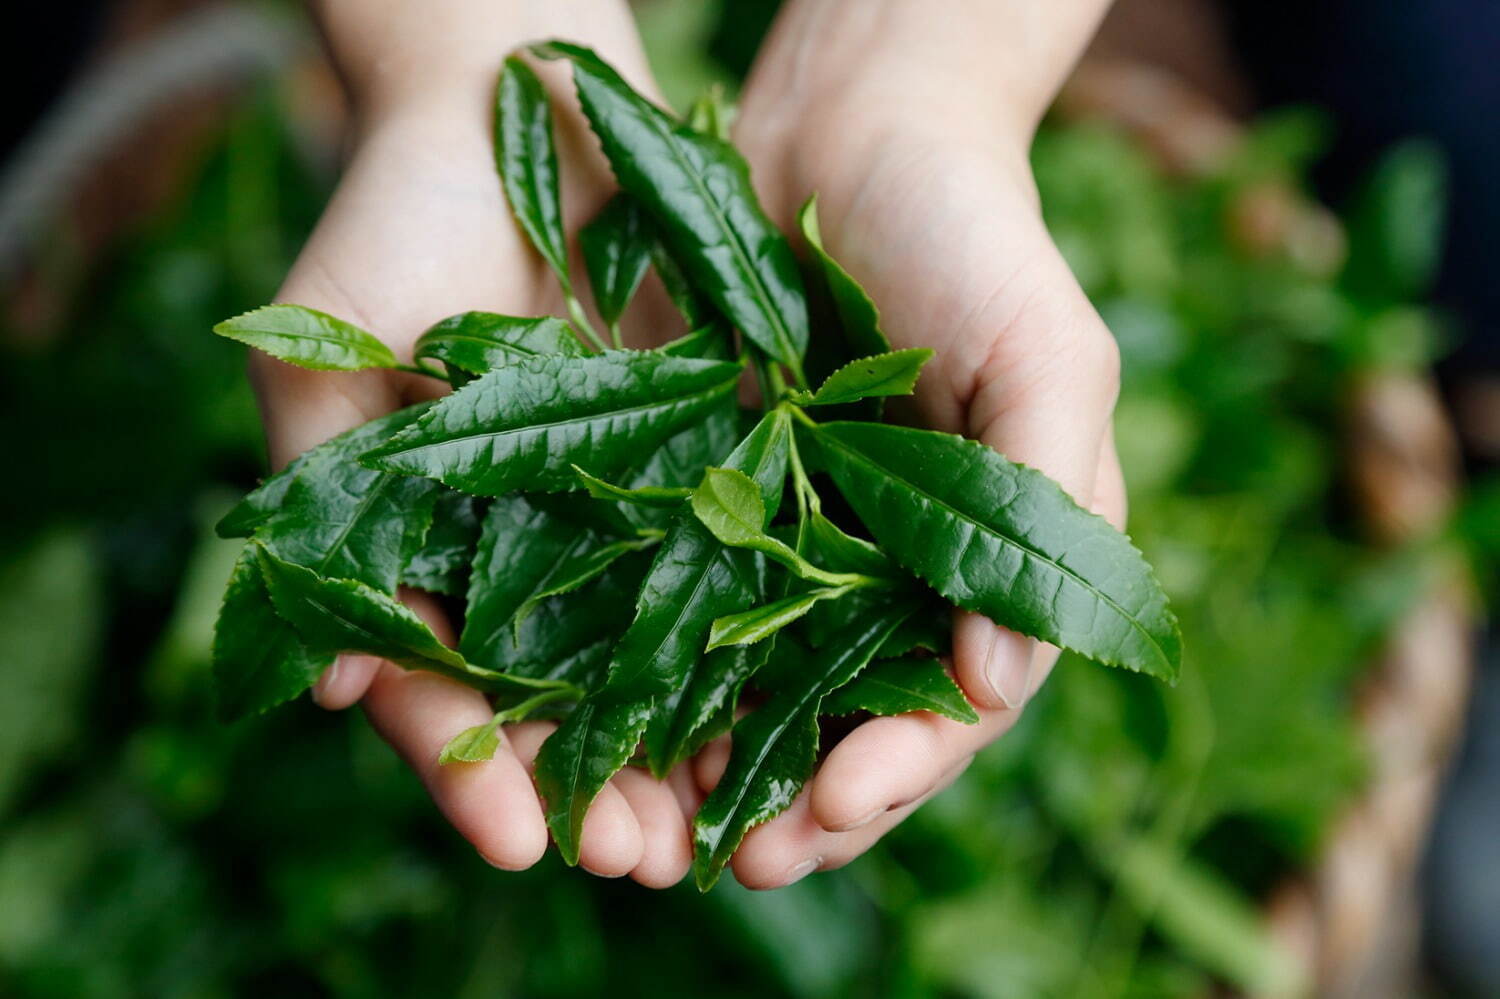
[255,0,696,887]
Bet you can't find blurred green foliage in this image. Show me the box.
[0,7,1467,995]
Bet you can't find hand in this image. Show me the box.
[697,0,1125,888]
[254,0,695,887]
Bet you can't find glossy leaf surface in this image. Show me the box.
[822,656,979,724]
[495,56,572,291]
[804,421,1181,680]
[797,349,933,407]
[363,351,742,495]
[211,545,334,720]
[414,312,582,378]
[536,42,809,377]
[692,607,911,889]
[580,194,652,327]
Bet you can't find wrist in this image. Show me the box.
[310,0,642,123]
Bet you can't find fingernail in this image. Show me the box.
[579,860,628,879]
[311,656,343,708]
[783,857,822,886]
[829,805,885,832]
[984,630,1035,709]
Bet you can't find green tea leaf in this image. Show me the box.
[513,534,659,632]
[534,696,654,865]
[438,722,502,764]
[495,56,572,293]
[461,494,609,675]
[574,465,692,508]
[363,351,742,495]
[822,656,978,724]
[580,194,652,328]
[706,585,856,651]
[399,491,484,595]
[796,349,932,407]
[690,467,861,588]
[803,509,896,578]
[254,407,441,592]
[798,195,891,358]
[414,312,582,380]
[693,606,912,889]
[803,421,1181,681]
[213,304,398,371]
[650,240,715,328]
[212,545,334,720]
[254,543,567,696]
[536,41,810,379]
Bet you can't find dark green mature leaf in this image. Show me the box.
[461,494,608,675]
[212,545,333,720]
[533,411,790,861]
[580,195,652,328]
[255,544,568,696]
[414,312,582,380]
[651,240,715,328]
[533,697,653,865]
[803,421,1181,680]
[495,56,572,292]
[256,408,441,592]
[536,41,810,379]
[798,349,933,407]
[400,491,483,595]
[513,534,659,630]
[363,351,742,495]
[798,196,890,359]
[803,509,896,578]
[823,656,979,724]
[693,606,912,889]
[608,409,791,701]
[213,304,398,371]
[706,585,856,650]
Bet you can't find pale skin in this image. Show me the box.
[263,0,1123,889]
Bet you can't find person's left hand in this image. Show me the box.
[693,0,1126,888]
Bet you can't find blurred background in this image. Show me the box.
[1,1,1496,996]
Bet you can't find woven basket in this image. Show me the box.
[1059,57,1475,999]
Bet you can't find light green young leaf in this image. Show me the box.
[414,312,583,380]
[535,41,809,380]
[574,465,692,508]
[438,722,502,765]
[796,349,933,407]
[802,420,1181,681]
[362,351,743,495]
[822,656,979,724]
[690,467,862,588]
[213,304,398,371]
[706,585,856,651]
[495,56,572,293]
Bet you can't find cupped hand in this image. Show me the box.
[253,4,694,887]
[705,0,1126,888]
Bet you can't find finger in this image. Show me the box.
[311,654,381,710]
[732,755,973,890]
[1093,423,1128,530]
[361,665,548,871]
[693,733,733,794]
[506,722,646,879]
[805,659,1057,835]
[613,766,694,889]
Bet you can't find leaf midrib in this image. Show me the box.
[819,429,1172,674]
[378,369,739,461]
[234,325,391,363]
[583,67,798,365]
